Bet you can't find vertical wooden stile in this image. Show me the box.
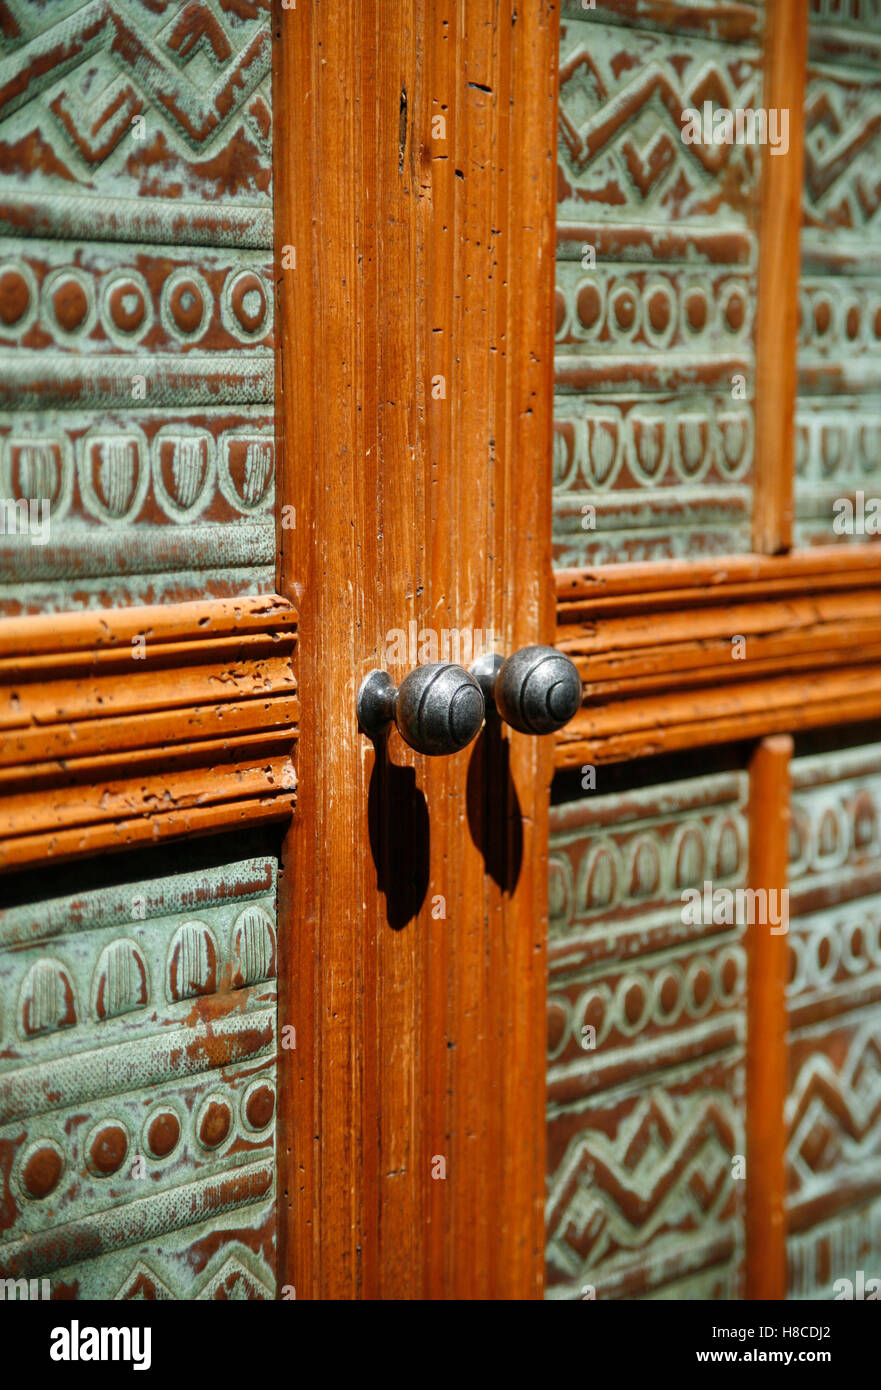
[746,733,792,1299]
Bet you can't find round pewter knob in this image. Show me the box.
[493,645,581,735]
[357,662,485,756]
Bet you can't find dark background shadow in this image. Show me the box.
[367,733,430,930]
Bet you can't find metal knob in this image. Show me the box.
[471,645,581,734]
[357,662,485,756]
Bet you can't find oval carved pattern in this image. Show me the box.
[166,921,218,1002]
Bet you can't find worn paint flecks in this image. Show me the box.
[0,855,279,1300]
[0,0,276,614]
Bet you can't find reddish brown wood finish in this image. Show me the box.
[274,0,558,1299]
[554,552,881,766]
[0,597,295,651]
[746,735,792,1300]
[753,0,808,554]
[0,597,297,868]
[558,668,881,767]
[556,547,881,608]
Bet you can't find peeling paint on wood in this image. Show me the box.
[0,855,278,1300]
[0,0,275,613]
[546,766,750,1300]
[554,2,762,565]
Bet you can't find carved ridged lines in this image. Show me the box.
[0,856,278,1300]
[786,742,881,1298]
[796,2,881,544]
[554,5,761,566]
[546,768,748,1300]
[0,595,297,870]
[0,0,275,611]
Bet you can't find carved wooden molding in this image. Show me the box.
[0,595,297,870]
[555,547,881,767]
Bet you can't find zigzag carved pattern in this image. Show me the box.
[554,17,758,567]
[788,1030,881,1181]
[560,56,755,182]
[547,1090,740,1284]
[114,1253,274,1301]
[0,0,270,155]
[557,26,759,225]
[803,80,881,233]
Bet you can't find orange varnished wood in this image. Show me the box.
[746,735,792,1299]
[0,698,298,767]
[0,656,294,731]
[0,595,296,655]
[562,613,881,699]
[0,633,291,683]
[0,597,297,868]
[557,666,881,766]
[555,552,881,765]
[753,0,808,554]
[0,748,294,835]
[274,0,558,1300]
[0,799,294,871]
[556,547,881,608]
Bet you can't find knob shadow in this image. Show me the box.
[367,732,431,930]
[466,713,523,893]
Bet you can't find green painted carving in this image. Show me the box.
[554,4,761,566]
[546,768,749,1300]
[0,0,275,613]
[796,4,881,547]
[0,854,278,1301]
[786,741,881,1298]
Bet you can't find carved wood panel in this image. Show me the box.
[546,765,749,1299]
[0,0,275,613]
[796,1,881,547]
[786,738,881,1298]
[0,0,284,1304]
[554,0,763,567]
[0,849,278,1299]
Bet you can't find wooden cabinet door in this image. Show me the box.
[3,0,881,1306]
[0,0,557,1302]
[274,0,557,1300]
[0,0,293,1301]
[547,0,881,1304]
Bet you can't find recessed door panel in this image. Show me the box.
[786,734,881,1298]
[0,0,276,613]
[547,760,750,1299]
[0,848,278,1299]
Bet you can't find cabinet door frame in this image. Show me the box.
[4,0,880,1303]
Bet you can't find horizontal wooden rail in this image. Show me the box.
[555,547,881,767]
[0,596,297,870]
[556,547,881,609]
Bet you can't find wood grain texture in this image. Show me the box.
[274,0,558,1300]
[746,734,791,1301]
[558,667,881,766]
[556,545,881,606]
[753,0,808,554]
[555,549,881,766]
[0,596,297,869]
